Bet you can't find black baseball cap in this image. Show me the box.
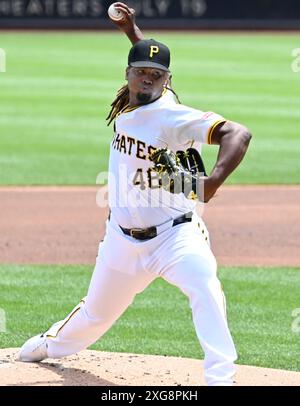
[128,39,170,72]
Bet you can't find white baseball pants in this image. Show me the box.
[44,214,237,386]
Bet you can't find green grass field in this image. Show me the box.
[0,265,299,372]
[0,32,299,375]
[1,33,300,185]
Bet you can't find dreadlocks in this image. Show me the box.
[106,84,130,127]
[106,80,181,126]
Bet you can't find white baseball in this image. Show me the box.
[108,3,125,21]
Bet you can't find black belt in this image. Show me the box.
[119,212,193,241]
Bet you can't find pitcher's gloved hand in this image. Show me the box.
[149,147,208,201]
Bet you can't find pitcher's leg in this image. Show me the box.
[45,257,155,358]
[162,253,237,386]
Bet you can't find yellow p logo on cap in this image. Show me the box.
[150,46,159,58]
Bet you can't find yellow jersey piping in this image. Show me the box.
[116,88,168,119]
[207,119,227,144]
[46,298,86,339]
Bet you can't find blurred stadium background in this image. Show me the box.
[0,0,300,29]
[0,1,300,372]
[0,0,300,185]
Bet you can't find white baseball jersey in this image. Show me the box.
[109,89,226,228]
[37,93,237,387]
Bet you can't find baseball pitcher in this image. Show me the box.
[17,3,252,386]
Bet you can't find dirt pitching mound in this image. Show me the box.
[1,349,299,386]
[1,186,299,267]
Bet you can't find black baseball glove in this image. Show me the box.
[149,147,207,200]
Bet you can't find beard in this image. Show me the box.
[136,92,152,104]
